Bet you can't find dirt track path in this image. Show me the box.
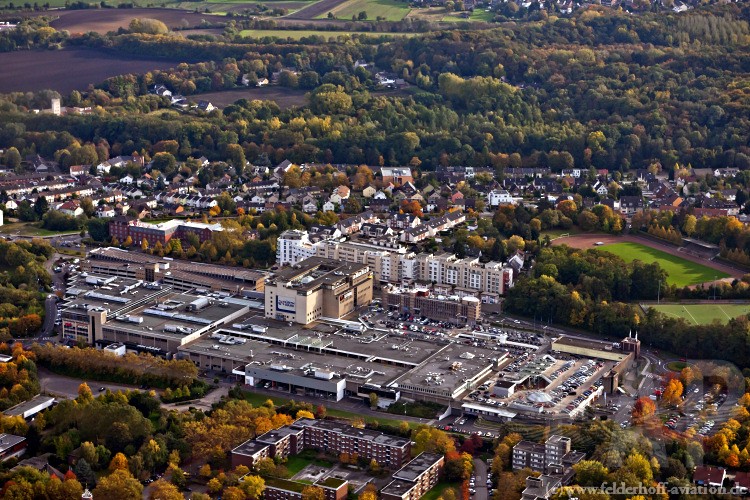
[552,233,745,282]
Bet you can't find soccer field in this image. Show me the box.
[647,303,750,325]
[599,242,729,287]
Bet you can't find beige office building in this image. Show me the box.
[264,257,373,324]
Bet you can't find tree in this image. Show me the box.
[148,480,183,500]
[3,147,21,170]
[80,441,98,466]
[77,382,93,404]
[369,392,379,409]
[92,469,143,500]
[109,452,129,472]
[224,487,247,500]
[240,475,265,499]
[662,378,683,406]
[682,215,697,236]
[129,18,169,34]
[506,235,525,254]
[296,410,315,419]
[141,238,149,251]
[412,426,455,455]
[573,460,609,486]
[632,396,656,424]
[301,485,325,500]
[74,458,97,488]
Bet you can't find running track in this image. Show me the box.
[551,233,745,284]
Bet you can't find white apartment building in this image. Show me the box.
[276,230,319,265]
[276,231,514,300]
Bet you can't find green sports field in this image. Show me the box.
[648,303,750,325]
[599,242,729,287]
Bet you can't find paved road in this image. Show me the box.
[41,294,57,337]
[473,458,488,500]
[38,368,144,399]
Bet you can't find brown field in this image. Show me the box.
[177,27,226,37]
[285,0,348,19]
[0,47,182,94]
[193,86,308,109]
[49,8,226,34]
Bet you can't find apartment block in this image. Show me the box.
[109,216,221,247]
[264,477,348,500]
[231,440,272,469]
[512,435,583,474]
[293,419,412,469]
[275,231,514,300]
[381,285,481,325]
[381,453,445,500]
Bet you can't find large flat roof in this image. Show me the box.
[3,395,55,417]
[392,453,443,482]
[269,257,369,292]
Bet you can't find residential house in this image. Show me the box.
[360,223,394,239]
[150,84,172,97]
[96,205,116,218]
[197,100,216,112]
[380,167,413,187]
[594,181,609,196]
[488,189,514,207]
[330,185,351,204]
[362,186,376,198]
[302,197,318,214]
[389,213,421,230]
[58,200,83,217]
[619,196,644,215]
[323,200,335,212]
[274,160,295,181]
[426,192,443,213]
[69,165,88,177]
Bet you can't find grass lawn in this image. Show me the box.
[648,303,750,325]
[239,29,412,39]
[667,361,688,372]
[286,452,334,475]
[443,8,494,21]
[0,222,79,237]
[320,0,412,21]
[599,242,728,287]
[541,228,577,240]
[242,390,421,428]
[421,482,460,500]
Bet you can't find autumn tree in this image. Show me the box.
[148,480,183,500]
[240,474,265,499]
[77,382,94,404]
[631,396,656,424]
[109,452,129,472]
[93,469,143,500]
[662,379,684,406]
[412,426,455,455]
[573,460,609,486]
[302,485,325,500]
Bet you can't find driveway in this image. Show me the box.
[473,458,488,500]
